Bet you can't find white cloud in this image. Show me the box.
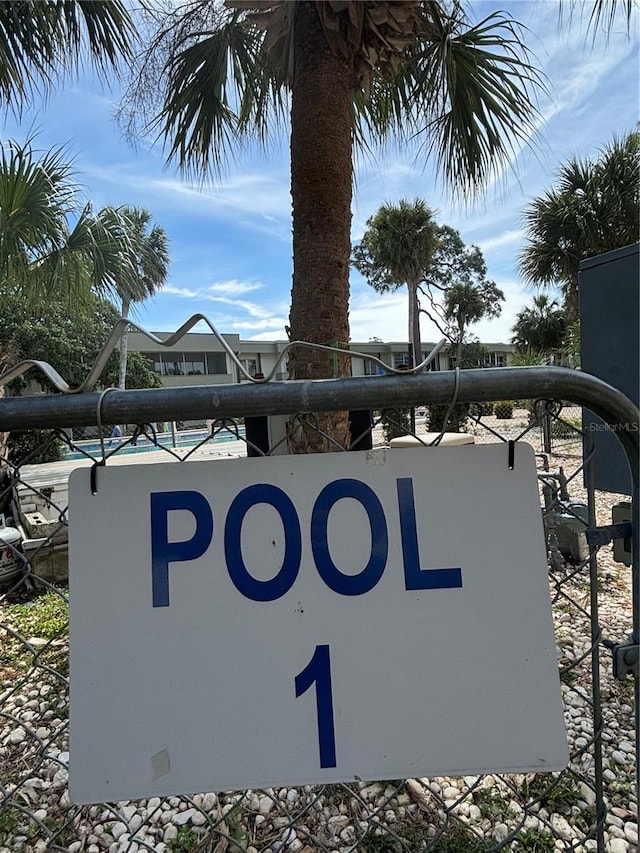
[232,317,288,331]
[479,229,525,253]
[162,285,201,298]
[206,280,263,296]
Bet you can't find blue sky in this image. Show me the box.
[2,1,638,346]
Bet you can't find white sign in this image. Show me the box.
[69,444,567,804]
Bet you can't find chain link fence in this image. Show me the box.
[0,368,637,853]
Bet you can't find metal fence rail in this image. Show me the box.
[0,367,638,853]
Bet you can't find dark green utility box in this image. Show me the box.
[579,242,639,495]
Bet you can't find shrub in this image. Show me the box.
[427,403,469,433]
[7,429,64,465]
[378,408,412,442]
[469,401,494,417]
[494,401,514,419]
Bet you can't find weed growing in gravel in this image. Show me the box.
[0,806,20,844]
[512,828,555,851]
[360,831,408,853]
[472,786,512,820]
[429,823,493,852]
[521,773,581,814]
[168,826,198,852]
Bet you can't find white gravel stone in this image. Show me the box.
[110,822,127,840]
[580,783,597,807]
[608,839,629,853]
[469,805,482,822]
[33,809,47,822]
[191,810,207,826]
[120,805,136,823]
[259,796,276,815]
[550,814,573,839]
[163,825,178,842]
[492,823,509,843]
[611,751,628,765]
[173,809,195,826]
[202,792,216,811]
[146,797,161,812]
[623,823,638,845]
[8,727,26,744]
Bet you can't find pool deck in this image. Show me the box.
[18,438,248,491]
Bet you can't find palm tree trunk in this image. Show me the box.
[408,279,422,368]
[118,296,131,390]
[564,276,579,323]
[287,2,355,451]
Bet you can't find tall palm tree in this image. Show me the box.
[0,1,134,111]
[511,294,567,355]
[0,139,136,305]
[353,199,439,369]
[443,280,504,366]
[0,138,138,463]
[123,1,545,449]
[519,130,639,321]
[116,207,170,390]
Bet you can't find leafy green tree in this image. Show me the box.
[116,207,170,389]
[519,130,639,320]
[414,226,504,364]
[511,294,567,356]
[121,0,546,449]
[353,199,438,369]
[0,294,162,393]
[442,279,505,366]
[0,1,134,111]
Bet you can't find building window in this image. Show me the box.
[489,352,507,367]
[206,352,227,374]
[139,351,228,376]
[143,352,163,375]
[393,352,411,370]
[240,358,258,378]
[363,357,383,375]
[184,352,206,375]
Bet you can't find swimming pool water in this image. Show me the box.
[64,428,246,460]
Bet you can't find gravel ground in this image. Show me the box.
[0,415,637,853]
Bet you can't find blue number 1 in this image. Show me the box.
[295,644,337,768]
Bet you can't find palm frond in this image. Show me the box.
[156,9,285,178]
[406,4,547,197]
[0,138,79,286]
[0,0,135,111]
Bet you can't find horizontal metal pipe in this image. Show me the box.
[0,365,637,438]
